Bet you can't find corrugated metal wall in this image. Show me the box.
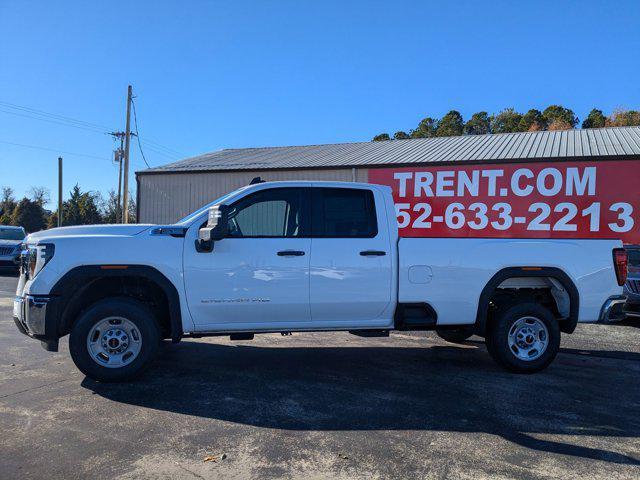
[137,168,369,224]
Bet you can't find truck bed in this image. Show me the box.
[398,237,621,325]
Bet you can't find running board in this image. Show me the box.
[230,333,254,341]
[349,329,390,338]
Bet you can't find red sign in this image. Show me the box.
[368,160,640,244]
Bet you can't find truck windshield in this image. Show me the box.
[174,189,246,225]
[0,228,25,240]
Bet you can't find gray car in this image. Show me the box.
[0,226,26,271]
[623,246,640,320]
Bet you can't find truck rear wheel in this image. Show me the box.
[435,326,475,344]
[69,297,161,382]
[486,302,560,373]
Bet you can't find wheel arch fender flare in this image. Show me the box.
[49,265,183,342]
[475,267,580,335]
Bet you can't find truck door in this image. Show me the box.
[309,186,394,326]
[183,187,312,330]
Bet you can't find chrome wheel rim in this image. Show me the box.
[507,316,548,361]
[86,317,142,368]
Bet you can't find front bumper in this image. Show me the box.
[13,295,59,351]
[598,295,627,323]
[0,254,20,268]
[623,301,640,318]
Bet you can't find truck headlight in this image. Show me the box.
[26,244,55,279]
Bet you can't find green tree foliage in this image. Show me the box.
[48,184,137,228]
[373,105,636,143]
[126,195,137,223]
[10,198,46,233]
[606,109,640,127]
[28,186,50,206]
[48,184,102,227]
[436,110,464,137]
[46,212,57,228]
[393,131,410,140]
[464,112,490,135]
[519,109,546,131]
[547,119,573,131]
[542,105,578,128]
[103,190,137,223]
[372,133,391,141]
[1,183,136,230]
[101,190,136,224]
[582,109,606,129]
[101,190,121,224]
[410,117,438,138]
[490,108,523,133]
[0,187,17,225]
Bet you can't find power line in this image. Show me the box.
[0,107,109,134]
[136,142,180,160]
[0,100,113,131]
[0,98,184,161]
[0,139,110,161]
[137,135,184,157]
[114,96,183,157]
[130,97,151,168]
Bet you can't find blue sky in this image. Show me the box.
[1,0,639,209]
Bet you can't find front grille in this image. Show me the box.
[0,246,15,256]
[625,279,640,294]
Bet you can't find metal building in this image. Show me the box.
[136,126,640,224]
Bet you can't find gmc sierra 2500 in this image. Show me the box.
[13,181,628,381]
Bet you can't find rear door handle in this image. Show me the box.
[277,250,306,256]
[360,250,386,256]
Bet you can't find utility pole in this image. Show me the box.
[122,85,133,223]
[114,147,123,221]
[109,131,126,222]
[57,157,63,227]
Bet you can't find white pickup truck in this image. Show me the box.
[13,181,628,381]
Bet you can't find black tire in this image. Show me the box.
[435,326,475,344]
[486,302,560,374]
[69,297,161,382]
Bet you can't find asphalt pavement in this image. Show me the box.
[0,273,639,479]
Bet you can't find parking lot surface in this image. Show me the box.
[1,274,639,479]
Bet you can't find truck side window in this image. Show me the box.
[312,188,378,238]
[227,188,308,238]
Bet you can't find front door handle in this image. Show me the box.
[360,250,386,256]
[277,250,306,256]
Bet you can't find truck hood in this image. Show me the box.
[26,224,154,242]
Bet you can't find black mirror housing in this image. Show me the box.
[196,204,229,252]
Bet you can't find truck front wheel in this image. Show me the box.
[485,302,560,373]
[69,297,161,382]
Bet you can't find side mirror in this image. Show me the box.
[196,204,229,252]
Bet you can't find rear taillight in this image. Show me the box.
[613,248,628,286]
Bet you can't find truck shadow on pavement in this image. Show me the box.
[82,340,640,466]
